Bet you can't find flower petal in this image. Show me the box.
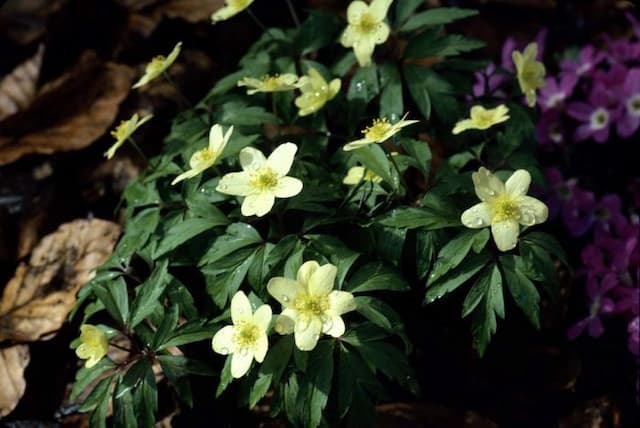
[323,315,345,337]
[517,196,548,226]
[241,192,275,217]
[298,261,320,285]
[472,167,505,201]
[328,290,356,315]
[216,172,253,196]
[231,291,252,324]
[208,124,225,153]
[461,202,492,228]
[340,26,358,47]
[346,1,368,24]
[274,176,303,198]
[171,168,200,185]
[491,220,520,251]
[267,142,297,176]
[274,313,296,335]
[309,263,337,296]
[343,137,373,151]
[353,36,375,67]
[239,147,266,171]
[253,333,269,363]
[505,169,531,196]
[252,304,272,331]
[452,119,475,135]
[369,0,393,21]
[267,277,304,307]
[231,351,253,378]
[294,317,323,351]
[212,325,236,355]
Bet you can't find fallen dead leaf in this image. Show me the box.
[0,219,121,342]
[155,0,225,22]
[0,52,135,165]
[376,401,498,428]
[0,344,30,418]
[0,45,45,121]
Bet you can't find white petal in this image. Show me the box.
[274,313,295,335]
[346,1,368,24]
[212,325,236,355]
[274,177,303,198]
[461,202,492,228]
[328,290,356,315]
[217,172,253,196]
[372,21,390,44]
[252,305,272,331]
[328,79,341,99]
[472,167,504,201]
[491,220,520,252]
[517,196,548,226]
[208,124,224,150]
[267,143,298,176]
[241,193,275,217]
[253,333,269,363]
[309,263,337,296]
[297,261,320,285]
[171,169,200,185]
[369,0,393,20]
[294,318,323,351]
[267,277,304,306]
[323,315,345,338]
[239,147,266,171]
[505,169,531,197]
[340,26,357,47]
[231,291,252,324]
[230,351,253,378]
[353,37,375,67]
[343,137,373,151]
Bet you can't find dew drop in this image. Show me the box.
[220,347,229,354]
[282,295,289,302]
[487,190,496,196]
[239,348,249,357]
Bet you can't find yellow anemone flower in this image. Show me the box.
[216,142,303,217]
[172,124,233,185]
[267,261,356,351]
[75,325,109,368]
[343,113,419,151]
[342,166,382,185]
[211,291,271,378]
[132,42,182,89]
[461,167,548,251]
[237,73,300,95]
[452,105,510,135]
[212,0,255,23]
[105,113,153,159]
[294,68,341,116]
[340,0,393,67]
[512,43,546,107]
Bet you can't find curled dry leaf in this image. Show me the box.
[0,219,121,342]
[0,345,30,418]
[0,52,135,165]
[0,45,45,121]
[115,0,225,22]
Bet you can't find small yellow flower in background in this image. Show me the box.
[105,113,153,159]
[216,142,303,217]
[75,325,109,368]
[294,68,341,116]
[461,167,548,252]
[267,261,356,351]
[172,124,233,185]
[212,0,254,23]
[340,0,393,67]
[452,105,510,135]
[342,166,382,185]
[211,291,271,378]
[237,73,300,95]
[343,113,418,151]
[512,42,546,107]
[132,42,182,89]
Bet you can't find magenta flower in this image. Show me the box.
[616,68,640,138]
[567,85,618,143]
[560,45,605,78]
[593,195,628,235]
[472,63,508,98]
[563,187,597,236]
[627,12,640,40]
[538,74,577,111]
[628,317,640,356]
[568,273,618,339]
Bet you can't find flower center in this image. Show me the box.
[589,297,601,317]
[294,294,329,318]
[589,108,609,130]
[522,64,541,85]
[234,322,260,348]
[229,0,251,8]
[363,170,378,181]
[262,74,281,90]
[474,111,498,128]
[191,148,215,168]
[546,92,565,108]
[356,13,380,34]
[493,196,520,222]
[111,121,131,141]
[251,167,279,191]
[626,94,640,117]
[364,118,391,141]
[147,56,167,74]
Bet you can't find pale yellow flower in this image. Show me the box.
[461,167,548,252]
[132,42,182,89]
[211,291,271,378]
[237,73,300,95]
[340,0,393,67]
[212,0,254,23]
[216,142,303,217]
[75,325,109,368]
[342,166,382,185]
[343,113,418,151]
[512,43,546,107]
[104,113,153,159]
[172,124,233,185]
[452,105,510,134]
[267,261,356,351]
[294,68,341,116]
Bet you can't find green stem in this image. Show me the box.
[127,137,148,165]
[284,0,301,27]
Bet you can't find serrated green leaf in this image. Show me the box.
[461,264,496,318]
[216,356,233,397]
[379,63,404,121]
[428,229,489,284]
[347,263,409,293]
[295,10,342,55]
[401,138,431,178]
[395,0,424,25]
[129,260,171,328]
[158,321,217,350]
[154,217,228,258]
[199,222,262,266]
[424,252,490,304]
[300,341,334,428]
[79,375,114,412]
[353,144,395,188]
[403,64,431,119]
[71,359,115,401]
[400,7,478,32]
[501,255,541,328]
[248,336,294,407]
[470,266,504,356]
[406,33,485,58]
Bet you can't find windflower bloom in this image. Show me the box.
[628,316,639,356]
[132,42,182,89]
[536,110,566,148]
[500,29,547,72]
[538,74,577,111]
[617,68,640,138]
[343,114,419,151]
[75,325,109,368]
[560,45,605,78]
[452,105,510,134]
[567,85,618,143]
[461,167,549,251]
[567,273,617,339]
[343,166,382,185]
[211,0,254,23]
[216,143,303,217]
[340,0,392,67]
[267,261,356,351]
[237,73,300,95]
[512,43,546,107]
[104,113,153,159]
[294,68,341,116]
[211,291,271,378]
[172,124,233,185]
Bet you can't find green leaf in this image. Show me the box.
[347,65,380,104]
[403,66,460,123]
[87,376,113,428]
[471,266,504,356]
[461,264,496,318]
[158,321,218,350]
[403,64,431,119]
[113,380,137,428]
[157,355,215,379]
[154,217,228,258]
[353,144,395,188]
[501,255,541,328]
[376,204,459,229]
[401,138,431,178]
[248,336,294,407]
[151,305,179,349]
[424,252,490,304]
[354,296,410,350]
[415,229,445,280]
[406,33,485,58]
[79,375,114,412]
[306,235,360,287]
[378,63,404,121]
[71,359,115,401]
[204,248,257,308]
[427,229,489,284]
[295,11,342,55]
[300,341,334,428]
[395,0,424,25]
[115,207,160,260]
[129,260,171,328]
[216,356,233,397]
[520,231,569,267]
[219,102,279,126]
[400,7,478,32]
[347,263,409,293]
[519,238,561,301]
[199,222,262,266]
[131,359,157,428]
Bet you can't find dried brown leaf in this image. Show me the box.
[0,219,120,342]
[0,45,45,121]
[157,0,225,22]
[0,345,30,418]
[0,52,135,165]
[376,401,498,428]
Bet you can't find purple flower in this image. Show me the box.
[472,63,508,98]
[582,244,609,277]
[593,194,628,235]
[616,68,640,138]
[604,37,640,64]
[560,45,605,78]
[568,273,618,339]
[537,110,566,148]
[616,284,639,316]
[628,316,640,356]
[538,74,577,111]
[563,187,597,236]
[567,85,618,143]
